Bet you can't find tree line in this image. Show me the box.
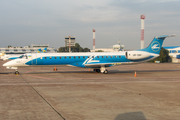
[58,43,90,52]
[148,47,171,63]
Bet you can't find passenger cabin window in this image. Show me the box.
[106,56,108,58]
[54,57,56,59]
[65,57,66,59]
[49,57,51,59]
[97,56,99,58]
[83,56,85,58]
[69,57,71,59]
[45,57,47,59]
[102,56,104,58]
[111,56,112,58]
[74,56,76,58]
[60,57,61,59]
[78,56,80,58]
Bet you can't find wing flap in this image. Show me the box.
[84,63,113,68]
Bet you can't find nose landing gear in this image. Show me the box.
[15,70,19,75]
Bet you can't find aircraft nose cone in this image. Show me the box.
[3,62,8,67]
[3,61,11,67]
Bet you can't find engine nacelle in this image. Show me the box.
[125,51,150,60]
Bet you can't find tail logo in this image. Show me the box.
[151,41,160,52]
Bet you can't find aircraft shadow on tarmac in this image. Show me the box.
[1,69,180,75]
[114,111,146,120]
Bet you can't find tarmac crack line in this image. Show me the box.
[20,75,66,120]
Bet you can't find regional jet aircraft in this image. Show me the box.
[3,35,175,74]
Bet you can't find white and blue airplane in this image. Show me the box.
[3,35,175,74]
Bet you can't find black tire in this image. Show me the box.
[94,69,100,73]
[15,71,19,74]
[103,70,108,74]
[97,69,100,73]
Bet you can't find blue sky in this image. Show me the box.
[0,0,179,49]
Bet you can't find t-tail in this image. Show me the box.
[138,35,176,54]
[37,48,42,53]
[43,48,47,53]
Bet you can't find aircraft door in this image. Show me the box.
[37,54,43,65]
[31,53,37,65]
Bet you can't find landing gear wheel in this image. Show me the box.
[15,71,19,75]
[103,70,108,74]
[94,69,100,73]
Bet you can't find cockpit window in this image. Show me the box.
[19,55,24,58]
[19,55,28,59]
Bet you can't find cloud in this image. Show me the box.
[0,0,180,49]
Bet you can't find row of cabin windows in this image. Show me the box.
[44,56,121,59]
[169,50,180,53]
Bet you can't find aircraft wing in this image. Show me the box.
[84,63,114,68]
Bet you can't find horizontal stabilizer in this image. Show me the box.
[156,34,176,39]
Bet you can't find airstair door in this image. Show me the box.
[31,53,37,65]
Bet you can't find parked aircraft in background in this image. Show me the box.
[1,48,47,60]
[1,54,23,61]
[0,53,4,57]
[3,35,175,74]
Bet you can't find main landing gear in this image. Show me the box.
[94,69,100,73]
[93,67,108,74]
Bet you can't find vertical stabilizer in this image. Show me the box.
[138,35,176,54]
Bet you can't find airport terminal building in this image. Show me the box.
[164,46,180,63]
[0,44,57,54]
